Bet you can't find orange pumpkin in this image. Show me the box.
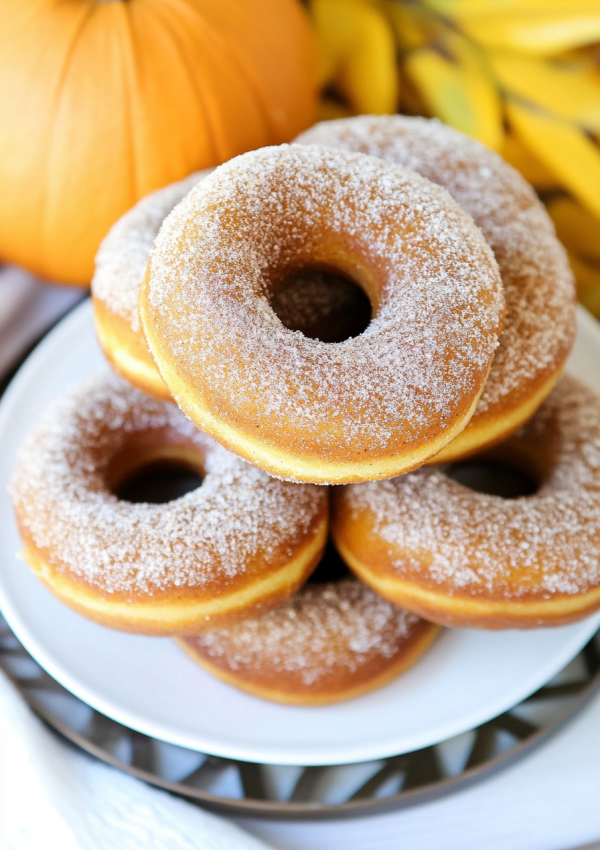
[0,0,317,284]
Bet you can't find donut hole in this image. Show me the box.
[271,269,372,342]
[307,538,351,583]
[107,431,206,504]
[446,458,538,499]
[114,459,203,504]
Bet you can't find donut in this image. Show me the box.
[178,543,439,705]
[10,373,328,636]
[296,116,576,462]
[332,375,600,629]
[140,144,505,484]
[93,172,372,397]
[92,171,211,401]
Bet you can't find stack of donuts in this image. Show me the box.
[11,115,600,707]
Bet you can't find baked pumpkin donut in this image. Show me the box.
[92,171,212,401]
[296,116,576,462]
[10,373,328,636]
[332,375,600,630]
[179,544,439,705]
[141,145,505,484]
[93,171,373,396]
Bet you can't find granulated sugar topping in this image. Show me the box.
[10,373,325,594]
[344,375,600,597]
[93,171,211,332]
[144,145,505,459]
[297,116,575,413]
[192,579,420,686]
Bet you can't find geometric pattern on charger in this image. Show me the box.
[2,613,599,821]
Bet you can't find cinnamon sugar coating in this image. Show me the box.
[10,373,328,634]
[92,169,376,398]
[93,171,212,333]
[91,171,214,401]
[141,144,505,484]
[181,578,438,704]
[333,375,600,628]
[296,117,576,453]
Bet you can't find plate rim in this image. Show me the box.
[1,300,600,765]
[10,640,599,820]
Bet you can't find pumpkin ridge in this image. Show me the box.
[143,0,221,164]
[114,3,141,201]
[197,18,276,141]
[2,1,41,44]
[0,0,317,282]
[160,0,274,141]
[41,0,98,275]
[151,0,268,161]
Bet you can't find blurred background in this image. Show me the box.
[312,0,600,319]
[0,0,598,316]
[0,4,599,843]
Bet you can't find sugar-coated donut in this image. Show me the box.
[296,116,576,462]
[332,375,600,629]
[179,545,439,705]
[92,171,212,401]
[93,172,373,397]
[141,145,505,484]
[10,373,328,636]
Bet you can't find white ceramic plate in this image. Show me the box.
[1,301,600,766]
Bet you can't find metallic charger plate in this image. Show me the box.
[2,303,600,820]
[2,613,600,821]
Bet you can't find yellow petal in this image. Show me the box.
[318,97,355,121]
[552,44,600,77]
[310,0,366,85]
[568,251,600,318]
[506,100,600,218]
[457,9,600,56]
[500,132,559,189]
[381,1,447,51]
[490,53,600,132]
[424,0,600,15]
[311,0,399,114]
[399,63,432,117]
[404,42,503,149]
[337,2,399,114]
[547,196,600,262]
